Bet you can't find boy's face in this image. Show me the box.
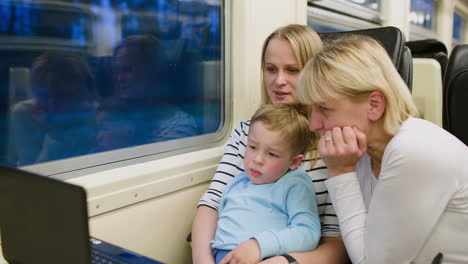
[244,121,303,185]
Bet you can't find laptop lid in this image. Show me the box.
[0,166,93,264]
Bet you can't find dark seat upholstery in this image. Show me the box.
[406,39,448,81]
[319,26,412,89]
[442,44,468,145]
[399,46,413,92]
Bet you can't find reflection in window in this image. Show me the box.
[0,0,223,168]
[308,22,343,33]
[347,0,379,11]
[308,0,381,25]
[410,0,436,30]
[453,12,464,41]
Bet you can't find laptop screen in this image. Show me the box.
[0,166,92,263]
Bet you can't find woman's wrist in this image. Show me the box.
[282,253,298,264]
[328,167,356,177]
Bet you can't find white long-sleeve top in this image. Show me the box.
[326,118,468,264]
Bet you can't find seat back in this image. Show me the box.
[412,58,443,127]
[320,26,411,88]
[443,44,468,145]
[406,39,448,81]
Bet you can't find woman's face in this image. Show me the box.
[309,92,370,136]
[263,37,301,104]
[113,47,152,100]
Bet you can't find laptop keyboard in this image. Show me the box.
[91,248,129,264]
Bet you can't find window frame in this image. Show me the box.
[11,0,231,180]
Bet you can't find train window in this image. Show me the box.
[0,0,227,178]
[453,11,465,44]
[307,3,380,33]
[308,0,382,25]
[409,0,438,40]
[410,0,436,29]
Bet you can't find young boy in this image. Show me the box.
[211,104,321,264]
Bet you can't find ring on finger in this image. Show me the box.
[324,137,332,142]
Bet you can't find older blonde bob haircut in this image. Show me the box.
[298,34,418,136]
[260,24,323,104]
[250,104,316,157]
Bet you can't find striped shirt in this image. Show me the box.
[198,119,341,237]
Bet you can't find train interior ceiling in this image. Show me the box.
[0,0,468,263]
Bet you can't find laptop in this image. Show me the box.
[0,166,165,264]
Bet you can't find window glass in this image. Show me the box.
[0,0,223,170]
[307,5,380,33]
[453,12,464,41]
[308,22,343,33]
[308,0,381,25]
[347,0,379,11]
[410,0,436,30]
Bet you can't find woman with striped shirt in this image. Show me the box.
[191,24,349,264]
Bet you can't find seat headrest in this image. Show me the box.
[443,44,468,144]
[406,39,448,56]
[444,45,468,81]
[319,26,405,69]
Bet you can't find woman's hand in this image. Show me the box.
[220,239,261,264]
[258,256,288,264]
[319,126,367,177]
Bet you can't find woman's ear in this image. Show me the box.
[368,91,386,121]
[289,154,304,170]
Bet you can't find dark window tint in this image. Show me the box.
[453,12,464,41]
[0,0,223,168]
[410,0,436,30]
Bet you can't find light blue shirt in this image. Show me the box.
[211,167,321,259]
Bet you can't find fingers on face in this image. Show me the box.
[320,130,333,154]
[322,127,359,153]
[353,127,368,153]
[342,126,356,144]
[331,127,345,145]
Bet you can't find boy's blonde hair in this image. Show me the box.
[298,34,418,135]
[250,104,317,157]
[260,24,323,105]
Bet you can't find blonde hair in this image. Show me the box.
[298,34,418,135]
[260,24,323,105]
[250,104,317,157]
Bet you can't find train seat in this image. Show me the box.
[412,58,443,127]
[443,44,468,145]
[399,46,413,92]
[319,26,413,89]
[406,39,448,81]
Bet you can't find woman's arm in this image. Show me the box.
[259,237,349,264]
[191,206,218,264]
[192,120,250,263]
[197,120,249,209]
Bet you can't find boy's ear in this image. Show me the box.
[289,154,304,170]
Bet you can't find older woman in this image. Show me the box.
[298,34,468,263]
[192,24,349,264]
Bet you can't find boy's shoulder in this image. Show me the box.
[279,168,313,185]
